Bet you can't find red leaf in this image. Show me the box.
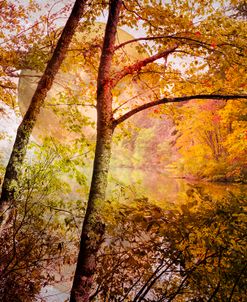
[211,42,217,49]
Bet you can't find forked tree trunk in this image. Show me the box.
[70,1,122,301]
[0,0,87,228]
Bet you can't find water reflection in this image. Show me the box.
[109,167,246,204]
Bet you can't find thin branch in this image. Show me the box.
[207,281,221,302]
[122,0,160,30]
[113,94,247,127]
[0,21,42,46]
[228,263,247,302]
[165,275,189,302]
[136,256,179,302]
[113,84,161,114]
[114,34,211,51]
[45,103,96,108]
[133,259,167,301]
[111,45,178,87]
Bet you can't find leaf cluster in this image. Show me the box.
[92,186,246,301]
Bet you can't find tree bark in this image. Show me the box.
[69,126,113,302]
[0,0,88,227]
[70,1,122,301]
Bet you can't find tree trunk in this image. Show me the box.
[0,0,87,228]
[70,1,122,301]
[69,124,113,302]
